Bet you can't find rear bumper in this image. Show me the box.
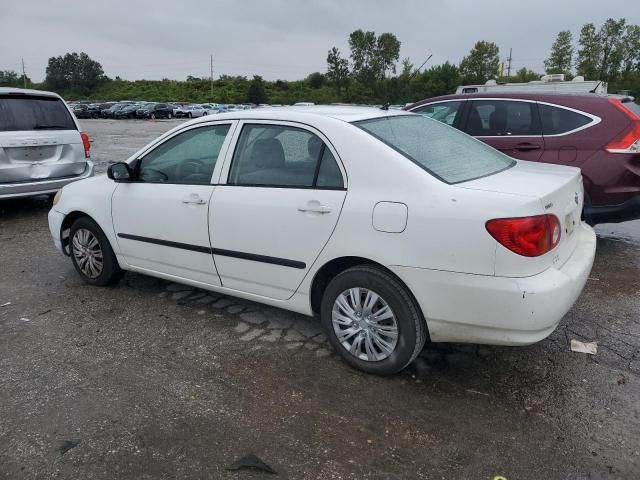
[0,161,94,199]
[390,223,596,345]
[585,195,640,224]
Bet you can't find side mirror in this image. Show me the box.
[107,162,132,182]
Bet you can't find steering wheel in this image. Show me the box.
[140,167,169,182]
[176,159,208,182]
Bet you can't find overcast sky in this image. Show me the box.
[1,0,638,82]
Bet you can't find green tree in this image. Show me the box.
[326,47,350,95]
[45,52,106,94]
[513,67,541,83]
[621,25,640,73]
[349,29,378,85]
[376,32,401,79]
[247,75,266,104]
[459,41,500,84]
[576,23,602,79]
[305,72,325,89]
[598,18,627,81]
[544,30,573,75]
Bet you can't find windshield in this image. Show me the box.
[0,95,76,132]
[353,114,515,184]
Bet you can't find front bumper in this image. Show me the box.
[48,208,66,254]
[0,161,94,199]
[390,223,597,345]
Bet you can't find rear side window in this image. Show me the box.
[466,100,541,136]
[0,95,76,132]
[229,124,343,188]
[539,104,592,135]
[355,115,515,184]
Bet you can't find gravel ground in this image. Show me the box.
[0,119,639,479]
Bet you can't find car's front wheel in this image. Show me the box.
[69,217,124,286]
[167,113,172,119]
[321,265,427,375]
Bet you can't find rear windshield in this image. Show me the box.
[0,95,76,132]
[354,114,515,184]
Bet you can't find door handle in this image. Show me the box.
[298,204,331,214]
[182,194,207,205]
[514,143,541,151]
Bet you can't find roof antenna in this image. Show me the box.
[588,80,602,94]
[380,54,432,111]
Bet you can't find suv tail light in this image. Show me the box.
[605,98,640,154]
[80,131,91,158]
[486,215,561,257]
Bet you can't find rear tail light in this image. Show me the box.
[80,131,91,158]
[605,98,640,153]
[486,214,561,257]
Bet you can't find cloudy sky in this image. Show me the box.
[1,0,638,82]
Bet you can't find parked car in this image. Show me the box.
[115,103,143,119]
[137,103,174,119]
[88,102,115,118]
[173,104,206,118]
[72,104,92,119]
[406,93,640,224]
[0,87,93,199]
[102,103,129,118]
[48,107,595,374]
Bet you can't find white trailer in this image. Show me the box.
[456,75,607,95]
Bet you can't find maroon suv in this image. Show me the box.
[406,93,640,224]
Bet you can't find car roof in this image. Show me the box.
[0,87,60,98]
[184,105,408,124]
[408,91,613,108]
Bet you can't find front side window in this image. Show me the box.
[354,115,515,184]
[0,95,76,132]
[539,104,592,135]
[466,100,541,136]
[412,101,463,126]
[137,124,230,184]
[228,124,343,188]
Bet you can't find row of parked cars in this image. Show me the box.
[68,101,262,120]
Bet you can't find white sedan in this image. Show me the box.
[48,107,596,374]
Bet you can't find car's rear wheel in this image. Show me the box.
[69,217,124,286]
[150,113,156,120]
[187,112,192,118]
[320,265,427,375]
[167,113,172,119]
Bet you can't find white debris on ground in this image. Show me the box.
[570,339,598,355]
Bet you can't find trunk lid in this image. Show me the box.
[459,160,584,277]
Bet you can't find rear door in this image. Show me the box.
[463,99,545,161]
[210,121,347,300]
[0,93,85,183]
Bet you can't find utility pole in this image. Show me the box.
[210,54,214,100]
[21,58,27,88]
[506,48,513,79]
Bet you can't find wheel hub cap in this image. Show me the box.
[332,287,398,362]
[71,228,104,279]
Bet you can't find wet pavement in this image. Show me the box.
[0,119,639,479]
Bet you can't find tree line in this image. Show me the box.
[1,18,638,104]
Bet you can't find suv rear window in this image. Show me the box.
[0,95,76,132]
[354,115,515,184]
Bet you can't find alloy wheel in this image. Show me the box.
[71,228,104,279]
[332,287,398,362]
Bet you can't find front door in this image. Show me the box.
[210,121,347,300]
[464,99,545,162]
[112,122,235,285]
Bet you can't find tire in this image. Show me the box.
[69,217,124,286]
[150,113,156,120]
[167,113,172,119]
[187,112,192,118]
[320,265,427,375]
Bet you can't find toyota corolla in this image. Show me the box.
[48,107,596,374]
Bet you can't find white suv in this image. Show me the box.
[0,87,94,199]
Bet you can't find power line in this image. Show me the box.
[505,48,513,78]
[210,54,214,98]
[21,58,27,88]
